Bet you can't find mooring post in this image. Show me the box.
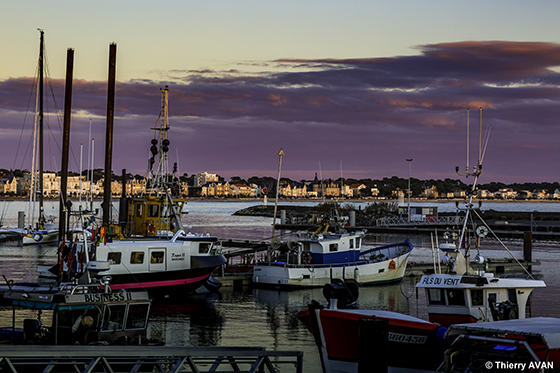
[523,231,532,273]
[358,317,388,373]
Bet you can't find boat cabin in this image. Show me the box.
[121,195,187,237]
[417,273,546,327]
[0,282,152,345]
[294,232,364,265]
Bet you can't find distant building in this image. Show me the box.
[0,175,18,194]
[532,189,549,199]
[495,188,517,199]
[195,172,219,187]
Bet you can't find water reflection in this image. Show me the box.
[149,293,225,346]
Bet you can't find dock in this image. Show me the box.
[0,345,304,373]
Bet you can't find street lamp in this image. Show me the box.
[406,159,413,222]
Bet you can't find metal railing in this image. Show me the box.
[0,345,303,373]
[376,216,463,227]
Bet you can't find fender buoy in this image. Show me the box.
[388,260,396,269]
[147,223,155,236]
[302,252,312,264]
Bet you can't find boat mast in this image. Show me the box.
[161,86,170,184]
[102,43,117,226]
[38,29,44,228]
[58,48,74,244]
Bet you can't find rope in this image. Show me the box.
[472,209,536,280]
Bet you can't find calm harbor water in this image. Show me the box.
[1,199,560,372]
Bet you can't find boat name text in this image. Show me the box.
[82,292,132,303]
[172,253,186,261]
[388,332,427,344]
[421,277,459,286]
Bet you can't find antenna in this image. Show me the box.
[456,108,483,179]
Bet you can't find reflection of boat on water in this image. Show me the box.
[253,226,413,288]
[438,318,560,372]
[416,109,546,327]
[254,282,409,315]
[148,292,225,347]
[299,279,449,373]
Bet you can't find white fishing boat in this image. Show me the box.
[253,227,413,288]
[416,108,546,327]
[45,87,227,297]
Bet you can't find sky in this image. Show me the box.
[2,1,560,184]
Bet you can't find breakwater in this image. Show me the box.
[234,204,560,240]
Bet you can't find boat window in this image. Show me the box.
[355,238,361,248]
[102,305,126,332]
[199,243,211,254]
[58,309,79,327]
[349,239,354,249]
[161,205,169,217]
[507,289,517,304]
[427,289,446,305]
[126,303,150,329]
[303,242,311,252]
[148,204,159,218]
[135,203,143,218]
[150,251,164,264]
[446,289,466,306]
[131,251,145,264]
[471,289,484,306]
[329,243,338,252]
[108,252,122,265]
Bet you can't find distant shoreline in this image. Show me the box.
[1,196,559,204]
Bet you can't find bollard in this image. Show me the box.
[523,231,532,273]
[18,211,25,228]
[349,210,356,227]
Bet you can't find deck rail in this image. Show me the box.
[0,345,303,373]
[376,215,463,227]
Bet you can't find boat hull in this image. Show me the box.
[104,265,224,296]
[253,252,410,288]
[299,307,449,372]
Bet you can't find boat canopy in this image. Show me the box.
[446,317,560,350]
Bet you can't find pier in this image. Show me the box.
[0,345,303,373]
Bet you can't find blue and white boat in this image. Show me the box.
[252,230,413,288]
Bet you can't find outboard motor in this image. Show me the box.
[322,279,359,309]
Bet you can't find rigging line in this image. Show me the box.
[480,125,492,166]
[12,75,40,171]
[44,46,81,173]
[471,208,535,280]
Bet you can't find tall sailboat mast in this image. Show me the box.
[38,29,44,227]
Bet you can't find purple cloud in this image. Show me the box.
[2,41,560,183]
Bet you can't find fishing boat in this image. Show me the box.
[438,318,560,372]
[298,279,450,372]
[47,87,226,297]
[252,226,413,288]
[416,109,546,327]
[0,262,155,346]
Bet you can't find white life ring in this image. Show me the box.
[476,226,488,238]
